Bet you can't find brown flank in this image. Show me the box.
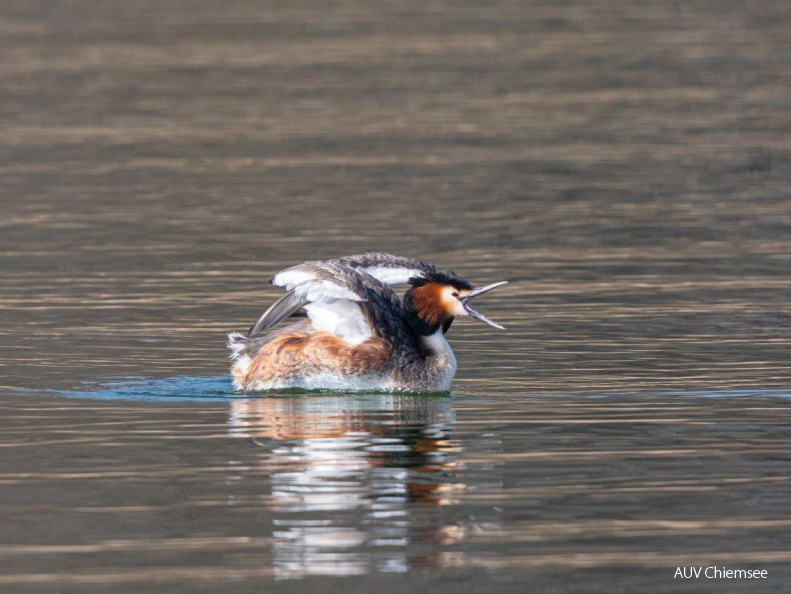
[235,331,391,390]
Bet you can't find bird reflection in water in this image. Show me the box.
[227,393,466,579]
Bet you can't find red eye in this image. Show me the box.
[452,292,459,298]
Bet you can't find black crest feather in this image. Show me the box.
[407,270,474,291]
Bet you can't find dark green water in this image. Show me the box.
[1,0,791,591]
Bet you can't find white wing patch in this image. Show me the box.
[272,269,319,290]
[359,265,425,285]
[304,300,373,347]
[294,281,362,303]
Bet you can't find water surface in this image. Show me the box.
[1,0,791,591]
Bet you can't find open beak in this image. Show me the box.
[460,281,508,329]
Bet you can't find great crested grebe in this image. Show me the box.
[228,253,507,392]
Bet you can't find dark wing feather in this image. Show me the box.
[247,289,304,337]
[270,253,437,287]
[334,253,432,268]
[331,253,437,285]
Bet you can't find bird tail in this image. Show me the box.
[227,332,251,360]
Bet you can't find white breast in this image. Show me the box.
[421,330,457,391]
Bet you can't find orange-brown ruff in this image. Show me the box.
[228,253,507,392]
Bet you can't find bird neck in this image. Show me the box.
[420,328,457,371]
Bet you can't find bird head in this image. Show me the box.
[404,271,507,335]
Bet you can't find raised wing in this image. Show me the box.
[271,252,437,288]
[249,262,362,338]
[248,259,409,348]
